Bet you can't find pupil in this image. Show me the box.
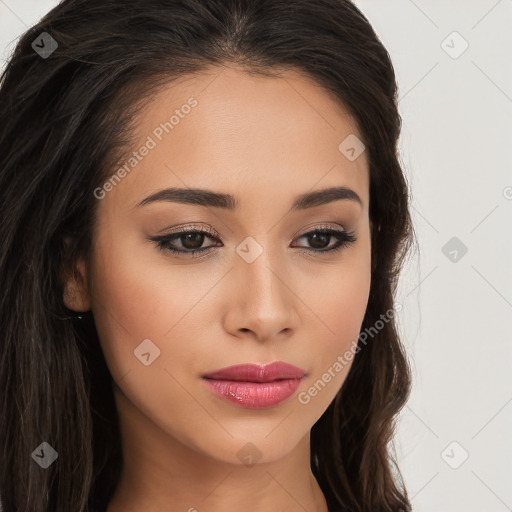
[182,233,204,249]
[309,233,329,249]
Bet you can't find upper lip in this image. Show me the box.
[202,362,306,382]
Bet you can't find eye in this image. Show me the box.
[292,226,357,254]
[148,224,357,258]
[148,226,221,258]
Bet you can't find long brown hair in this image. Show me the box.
[0,1,416,510]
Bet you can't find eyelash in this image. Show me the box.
[148,225,357,258]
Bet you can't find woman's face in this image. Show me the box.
[68,64,371,465]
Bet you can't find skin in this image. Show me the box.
[64,64,372,512]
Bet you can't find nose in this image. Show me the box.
[222,243,299,342]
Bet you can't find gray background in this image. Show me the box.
[1,1,511,511]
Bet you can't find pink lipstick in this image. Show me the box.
[201,362,306,409]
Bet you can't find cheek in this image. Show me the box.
[88,229,213,382]
[302,244,371,393]
[296,283,370,413]
[315,248,371,343]
[329,271,370,344]
[87,229,166,379]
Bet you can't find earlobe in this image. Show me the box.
[62,253,91,312]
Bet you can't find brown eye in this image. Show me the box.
[148,226,356,258]
[291,228,356,253]
[148,227,221,257]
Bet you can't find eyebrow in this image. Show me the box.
[135,185,362,212]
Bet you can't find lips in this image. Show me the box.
[201,362,306,409]
[201,362,306,382]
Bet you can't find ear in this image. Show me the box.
[62,238,91,312]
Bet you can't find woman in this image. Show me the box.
[0,1,416,511]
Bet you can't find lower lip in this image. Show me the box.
[202,378,303,409]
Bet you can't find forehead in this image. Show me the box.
[102,64,369,212]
